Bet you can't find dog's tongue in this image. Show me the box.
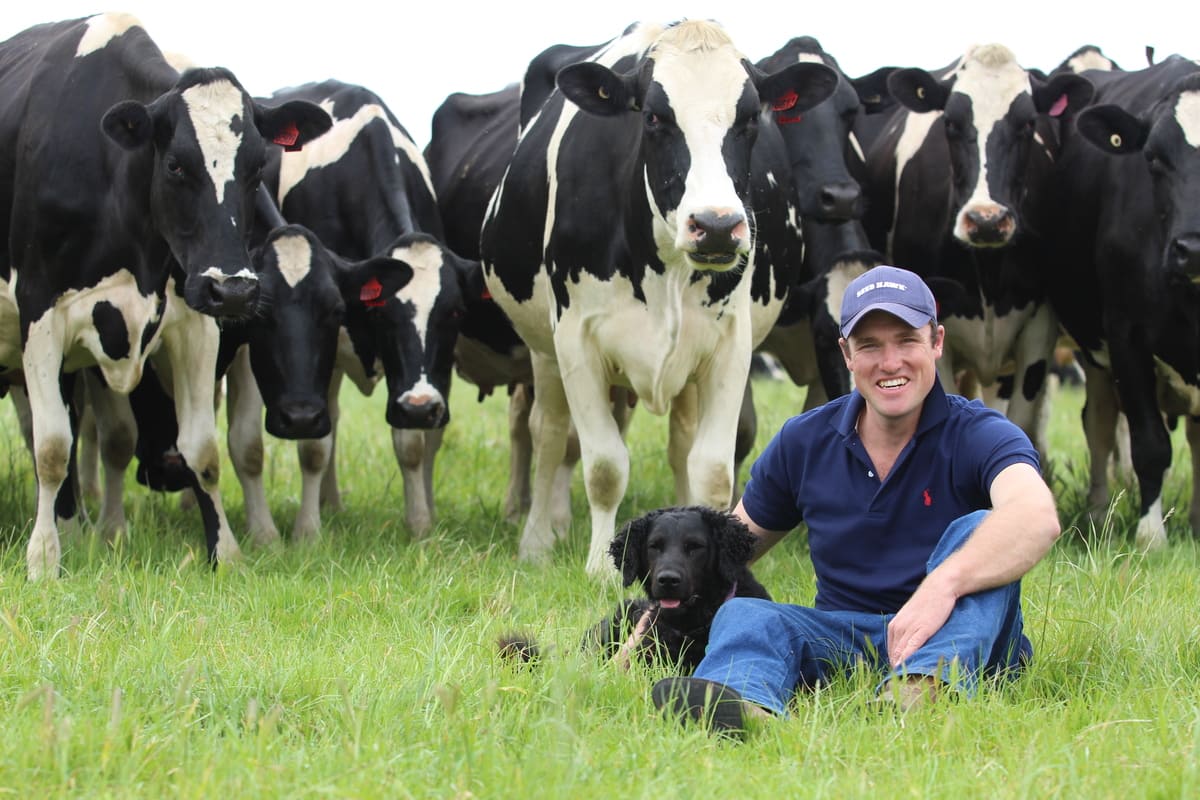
[658,599,681,609]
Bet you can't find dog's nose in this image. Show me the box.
[655,571,682,592]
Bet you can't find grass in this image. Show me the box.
[0,375,1198,798]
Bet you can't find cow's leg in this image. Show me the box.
[294,433,332,543]
[518,352,573,563]
[687,341,752,514]
[23,326,71,580]
[319,370,345,511]
[732,379,756,499]
[1000,304,1057,460]
[1109,341,1171,550]
[82,371,135,540]
[225,346,280,547]
[668,384,699,505]
[504,383,533,522]
[552,423,577,535]
[75,386,101,503]
[1188,416,1200,537]
[158,313,241,565]
[392,429,433,537]
[1081,362,1120,517]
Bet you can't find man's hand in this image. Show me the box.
[887,576,956,667]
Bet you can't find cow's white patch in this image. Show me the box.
[76,12,140,58]
[823,259,872,324]
[650,23,750,255]
[277,100,435,204]
[1067,50,1116,73]
[1154,355,1200,415]
[390,239,445,351]
[272,234,313,288]
[1175,91,1200,148]
[849,131,865,163]
[182,80,245,206]
[950,45,1029,235]
[0,276,20,370]
[396,377,443,407]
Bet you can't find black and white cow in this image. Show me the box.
[0,14,329,578]
[480,20,836,573]
[1043,57,1200,549]
[860,44,1093,457]
[258,80,482,537]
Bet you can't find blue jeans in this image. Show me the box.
[693,510,1031,714]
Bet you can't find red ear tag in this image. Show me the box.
[360,276,386,307]
[480,288,492,301]
[1048,94,1069,118]
[772,89,799,112]
[273,121,302,151]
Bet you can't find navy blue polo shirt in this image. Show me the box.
[741,381,1039,615]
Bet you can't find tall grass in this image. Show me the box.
[0,376,1197,798]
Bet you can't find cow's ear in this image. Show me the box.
[1033,73,1095,118]
[1076,104,1148,155]
[102,100,154,150]
[254,100,332,152]
[888,68,950,113]
[339,256,414,309]
[851,66,900,115]
[753,61,838,115]
[557,62,639,116]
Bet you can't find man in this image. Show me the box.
[652,265,1061,734]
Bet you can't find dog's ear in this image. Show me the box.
[698,507,758,584]
[610,511,655,587]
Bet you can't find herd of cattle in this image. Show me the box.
[0,13,1197,580]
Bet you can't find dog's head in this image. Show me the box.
[609,506,758,610]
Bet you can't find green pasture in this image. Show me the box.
[0,375,1197,798]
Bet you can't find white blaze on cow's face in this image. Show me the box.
[1177,91,1200,147]
[273,233,313,288]
[947,45,1031,246]
[76,12,140,58]
[644,23,754,269]
[390,239,444,354]
[182,80,246,207]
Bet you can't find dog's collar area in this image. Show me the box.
[725,581,738,603]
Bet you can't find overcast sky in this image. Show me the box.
[3,3,1194,148]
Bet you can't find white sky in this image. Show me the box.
[2,3,1193,148]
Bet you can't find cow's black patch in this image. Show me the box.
[92,301,131,360]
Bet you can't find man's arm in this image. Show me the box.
[886,461,1061,667]
[732,498,790,564]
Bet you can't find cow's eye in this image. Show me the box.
[645,112,662,130]
[164,155,185,178]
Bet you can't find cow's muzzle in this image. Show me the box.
[188,270,261,319]
[1169,233,1200,280]
[959,205,1016,247]
[685,210,749,267]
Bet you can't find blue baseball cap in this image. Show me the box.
[839,265,937,338]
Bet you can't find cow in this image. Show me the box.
[479,20,837,573]
[859,44,1093,460]
[257,80,483,537]
[0,14,329,579]
[1042,56,1200,549]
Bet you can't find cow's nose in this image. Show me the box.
[815,181,861,222]
[962,206,1016,246]
[1170,233,1200,277]
[275,400,329,439]
[389,393,448,429]
[206,275,260,316]
[687,210,748,263]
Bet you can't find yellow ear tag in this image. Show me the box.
[1110,133,1122,148]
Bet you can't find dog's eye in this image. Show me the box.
[647,540,664,552]
[685,541,706,554]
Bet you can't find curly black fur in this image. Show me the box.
[589,505,771,671]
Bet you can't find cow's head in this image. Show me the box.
[1076,72,1200,279]
[556,21,836,271]
[101,68,331,319]
[346,234,482,430]
[888,45,1093,247]
[244,225,413,439]
[757,37,893,223]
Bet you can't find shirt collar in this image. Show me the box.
[834,380,951,438]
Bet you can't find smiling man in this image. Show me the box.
[653,265,1061,735]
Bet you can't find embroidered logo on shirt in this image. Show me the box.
[923,489,932,507]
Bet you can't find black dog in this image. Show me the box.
[591,505,771,672]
